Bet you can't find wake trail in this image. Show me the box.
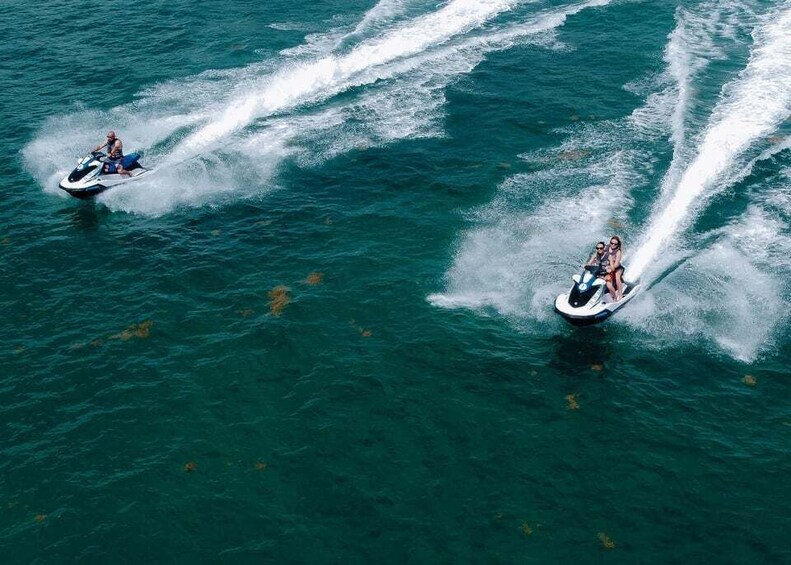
[168,0,519,163]
[629,4,791,280]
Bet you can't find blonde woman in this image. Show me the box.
[608,236,624,300]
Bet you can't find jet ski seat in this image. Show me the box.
[104,152,140,174]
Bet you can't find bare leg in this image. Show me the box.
[605,278,617,301]
[117,164,130,177]
[615,269,623,300]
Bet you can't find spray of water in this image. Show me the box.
[629,5,791,281]
[168,0,519,162]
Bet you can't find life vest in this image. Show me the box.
[106,138,123,159]
[595,249,611,276]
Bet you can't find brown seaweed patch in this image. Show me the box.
[349,319,372,337]
[742,374,757,387]
[184,461,197,473]
[34,514,46,523]
[598,532,615,550]
[560,149,590,161]
[591,363,603,372]
[15,345,26,354]
[237,308,255,318]
[304,272,323,285]
[255,461,267,471]
[521,522,533,536]
[268,286,291,316]
[110,320,153,341]
[566,394,580,410]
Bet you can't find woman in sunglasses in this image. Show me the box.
[586,241,618,300]
[608,236,624,300]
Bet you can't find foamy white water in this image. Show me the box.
[169,0,519,162]
[629,5,791,280]
[24,0,614,215]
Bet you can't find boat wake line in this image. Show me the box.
[23,0,611,215]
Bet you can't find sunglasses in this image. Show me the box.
[610,242,619,246]
[596,246,604,250]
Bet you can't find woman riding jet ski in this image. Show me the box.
[554,237,641,325]
[58,131,150,199]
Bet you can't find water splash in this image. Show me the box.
[629,5,791,281]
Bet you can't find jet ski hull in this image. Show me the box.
[555,283,641,325]
[58,152,150,199]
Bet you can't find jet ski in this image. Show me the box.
[554,265,641,325]
[58,151,150,199]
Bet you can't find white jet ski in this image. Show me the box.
[554,265,641,325]
[58,151,150,199]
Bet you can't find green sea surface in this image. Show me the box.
[1,0,789,561]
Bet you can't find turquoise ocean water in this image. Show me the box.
[2,0,790,561]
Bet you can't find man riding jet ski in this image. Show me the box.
[58,130,150,199]
[554,237,640,325]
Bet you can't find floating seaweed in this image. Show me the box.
[521,522,533,536]
[110,320,153,341]
[324,216,333,226]
[742,375,757,387]
[184,461,197,473]
[598,532,615,550]
[255,461,267,471]
[566,394,580,410]
[210,229,221,237]
[360,329,373,337]
[34,514,46,523]
[268,286,291,316]
[1,237,10,245]
[304,272,323,285]
[236,308,255,318]
[591,363,603,372]
[559,149,590,161]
